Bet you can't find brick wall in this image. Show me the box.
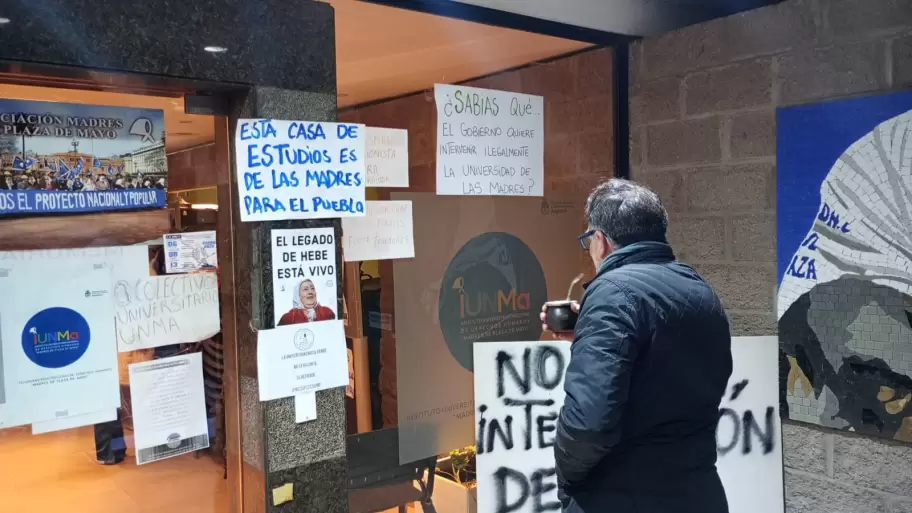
[340,47,614,427]
[629,0,912,511]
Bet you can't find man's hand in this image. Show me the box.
[540,301,580,341]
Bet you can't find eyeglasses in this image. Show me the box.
[578,229,596,250]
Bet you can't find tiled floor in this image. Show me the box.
[0,425,227,513]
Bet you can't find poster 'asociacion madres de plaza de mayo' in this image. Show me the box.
[0,99,167,215]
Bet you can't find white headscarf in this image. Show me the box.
[292,279,319,321]
[778,109,912,319]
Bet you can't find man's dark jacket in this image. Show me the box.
[555,242,732,513]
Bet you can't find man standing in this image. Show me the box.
[541,179,732,513]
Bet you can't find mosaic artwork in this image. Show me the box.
[777,91,912,441]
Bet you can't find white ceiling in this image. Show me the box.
[326,0,591,107]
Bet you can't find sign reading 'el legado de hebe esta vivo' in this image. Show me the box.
[235,119,366,222]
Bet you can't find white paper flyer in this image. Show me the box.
[129,352,210,465]
[256,320,348,401]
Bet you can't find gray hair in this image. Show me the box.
[585,178,668,247]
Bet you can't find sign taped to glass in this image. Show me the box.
[0,99,167,215]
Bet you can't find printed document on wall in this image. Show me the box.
[129,352,210,465]
[256,320,348,401]
[164,231,218,273]
[234,119,366,222]
[435,84,543,197]
[0,259,120,428]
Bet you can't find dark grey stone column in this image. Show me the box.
[229,87,348,513]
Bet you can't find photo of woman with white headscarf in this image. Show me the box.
[277,278,336,326]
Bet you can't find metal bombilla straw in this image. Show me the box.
[566,273,584,301]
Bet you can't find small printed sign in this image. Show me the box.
[256,320,348,401]
[163,231,217,273]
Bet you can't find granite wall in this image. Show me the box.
[629,0,912,511]
[339,47,615,428]
[0,0,334,92]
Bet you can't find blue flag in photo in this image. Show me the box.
[106,163,114,176]
[56,159,69,178]
[12,156,34,171]
[72,159,84,178]
[93,157,101,168]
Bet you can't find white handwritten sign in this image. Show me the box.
[235,119,366,222]
[256,320,349,401]
[341,200,414,262]
[474,340,570,513]
[114,273,221,352]
[717,336,784,513]
[474,337,785,513]
[366,127,409,187]
[271,227,338,328]
[435,84,543,197]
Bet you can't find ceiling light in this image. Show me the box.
[0,17,10,25]
[191,203,219,210]
[204,46,227,53]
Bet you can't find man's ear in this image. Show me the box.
[599,232,615,257]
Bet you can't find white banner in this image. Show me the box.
[256,320,348,401]
[717,336,785,513]
[435,84,543,196]
[342,200,415,262]
[474,340,570,512]
[473,337,784,513]
[365,127,409,187]
[235,119,366,222]
[114,273,221,352]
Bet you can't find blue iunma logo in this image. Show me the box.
[21,307,91,368]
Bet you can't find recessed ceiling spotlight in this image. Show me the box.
[204,46,227,53]
[0,17,11,25]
